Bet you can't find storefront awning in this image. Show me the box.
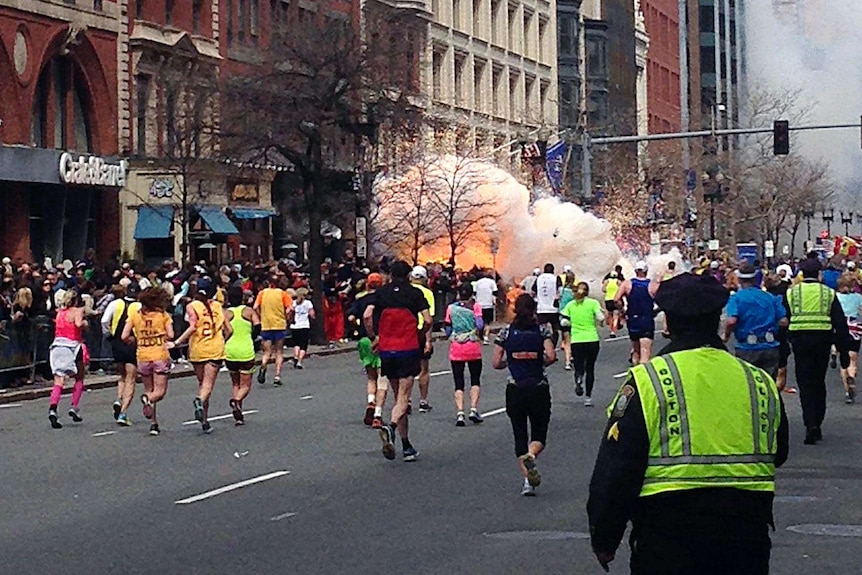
[134,206,174,240]
[198,206,240,235]
[231,207,277,219]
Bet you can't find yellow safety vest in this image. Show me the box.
[111,300,142,336]
[623,348,779,498]
[414,283,435,330]
[788,281,834,332]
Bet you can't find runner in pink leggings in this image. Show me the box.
[47,290,88,429]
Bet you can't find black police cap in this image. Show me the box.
[654,272,729,318]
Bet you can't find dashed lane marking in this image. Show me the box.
[175,470,290,505]
[613,372,629,379]
[270,512,298,521]
[483,407,506,418]
[300,395,314,400]
[430,371,452,377]
[182,410,259,426]
[0,403,23,409]
[92,431,116,437]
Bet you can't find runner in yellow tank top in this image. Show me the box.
[173,279,233,433]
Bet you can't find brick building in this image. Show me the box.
[0,1,122,264]
[641,0,681,133]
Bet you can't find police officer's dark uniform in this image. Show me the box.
[786,257,850,444]
[587,273,789,575]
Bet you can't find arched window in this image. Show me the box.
[31,56,92,152]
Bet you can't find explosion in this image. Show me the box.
[373,155,622,285]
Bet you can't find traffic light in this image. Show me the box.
[773,120,790,155]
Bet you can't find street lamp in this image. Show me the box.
[802,206,815,242]
[822,208,835,236]
[841,211,854,236]
[702,163,724,241]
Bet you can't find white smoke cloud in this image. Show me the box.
[744,0,862,198]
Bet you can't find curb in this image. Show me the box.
[0,331,465,405]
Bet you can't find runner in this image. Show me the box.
[173,279,232,434]
[493,293,556,496]
[253,277,292,386]
[602,265,624,338]
[614,261,659,364]
[835,276,862,403]
[558,272,576,369]
[290,288,314,369]
[347,273,387,428]
[445,283,484,426]
[532,263,562,347]
[47,290,88,429]
[363,260,432,462]
[473,269,498,345]
[560,282,605,406]
[410,266,435,413]
[101,283,141,426]
[122,287,173,436]
[224,285,261,425]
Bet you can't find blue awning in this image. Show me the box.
[230,207,277,219]
[198,206,240,235]
[134,206,174,240]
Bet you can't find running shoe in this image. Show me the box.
[379,425,396,460]
[141,394,154,420]
[564,361,572,371]
[48,410,63,429]
[584,396,593,407]
[257,366,267,384]
[149,423,160,436]
[112,401,121,420]
[273,377,283,386]
[68,408,83,423]
[406,401,413,415]
[202,422,213,434]
[522,454,541,487]
[193,397,204,422]
[469,409,484,424]
[230,399,244,424]
[520,478,536,496]
[295,363,304,370]
[402,447,419,462]
[574,374,584,397]
[116,413,131,427]
[783,387,798,394]
[830,354,837,369]
[456,412,466,427]
[608,333,617,339]
[371,416,383,429]
[418,400,432,413]
[363,403,375,426]
[845,392,854,404]
[483,337,490,345]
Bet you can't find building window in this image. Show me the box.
[491,0,501,45]
[454,54,465,107]
[136,75,150,156]
[558,13,576,57]
[507,4,517,50]
[472,0,482,37]
[166,0,174,26]
[136,0,145,19]
[474,59,486,112]
[523,10,533,58]
[193,0,203,33]
[238,0,246,43]
[538,17,547,63]
[30,57,92,152]
[492,65,503,115]
[586,36,607,78]
[453,0,462,30]
[560,79,578,127]
[250,0,260,38]
[524,76,535,119]
[539,80,548,122]
[432,50,444,101]
[227,0,233,43]
[508,71,518,119]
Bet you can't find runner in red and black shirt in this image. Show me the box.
[363,261,431,462]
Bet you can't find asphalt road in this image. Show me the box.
[1,330,861,574]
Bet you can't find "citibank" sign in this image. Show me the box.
[59,153,128,187]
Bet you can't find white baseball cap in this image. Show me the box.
[848,261,857,270]
[634,260,648,271]
[710,261,720,270]
[410,265,428,279]
[563,265,573,273]
[533,268,541,276]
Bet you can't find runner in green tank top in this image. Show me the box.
[224,286,261,425]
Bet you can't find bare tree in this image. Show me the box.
[221,0,425,342]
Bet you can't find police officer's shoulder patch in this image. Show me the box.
[611,384,636,418]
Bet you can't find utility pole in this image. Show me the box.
[678,0,690,170]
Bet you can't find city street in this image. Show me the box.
[1,330,861,574]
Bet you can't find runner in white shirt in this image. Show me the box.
[289,288,315,369]
[532,263,562,346]
[473,270,498,344]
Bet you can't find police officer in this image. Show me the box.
[722,261,788,379]
[587,273,788,575]
[787,256,849,445]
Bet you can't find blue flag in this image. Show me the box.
[545,141,566,194]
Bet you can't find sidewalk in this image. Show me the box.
[0,326,505,405]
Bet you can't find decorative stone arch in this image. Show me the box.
[0,33,20,139]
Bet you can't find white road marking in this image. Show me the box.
[483,407,507,417]
[613,372,629,379]
[175,470,290,505]
[300,395,314,400]
[429,370,452,377]
[92,431,116,437]
[603,336,627,342]
[182,410,259,426]
[0,403,23,409]
[270,512,298,521]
